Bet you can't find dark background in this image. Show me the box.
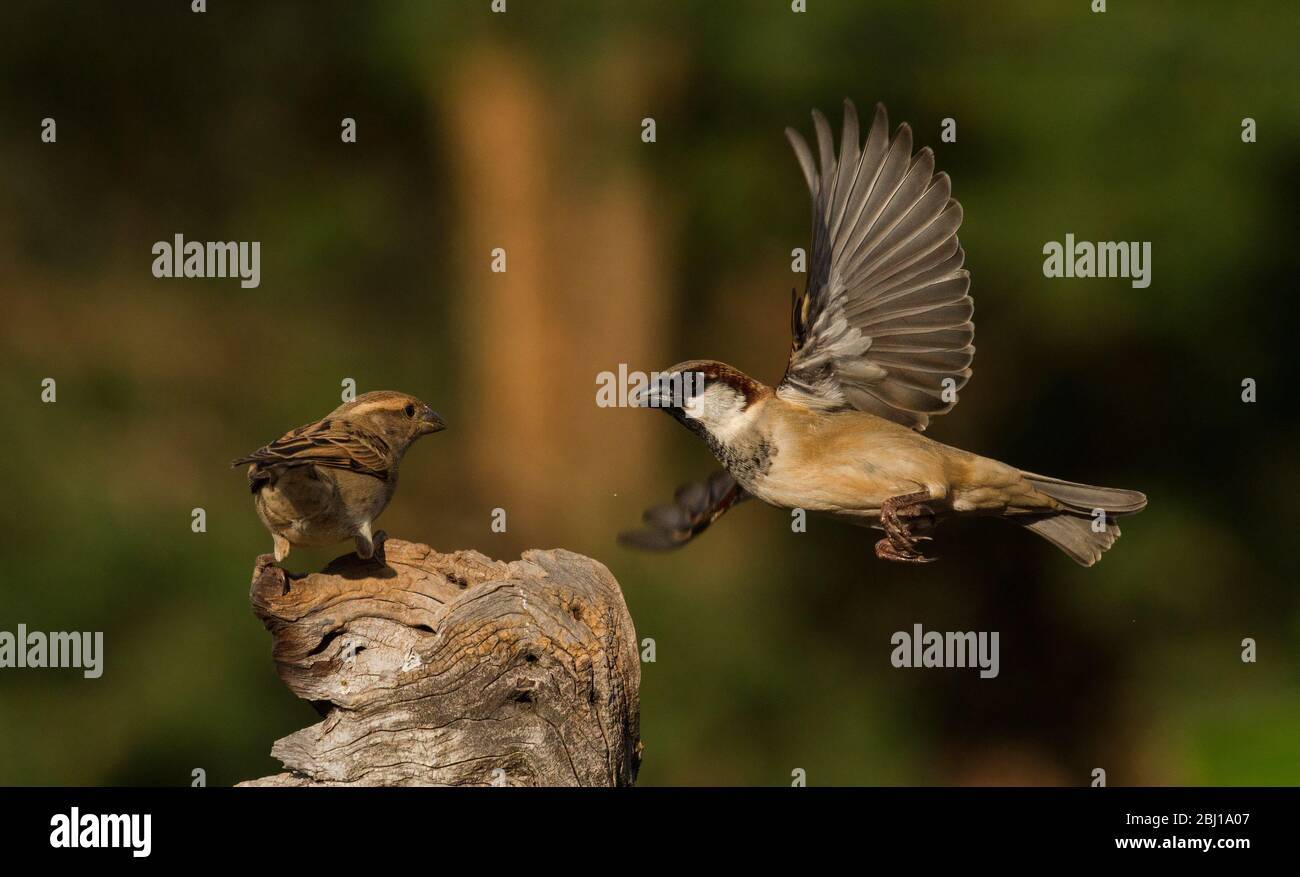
[1,0,1296,785]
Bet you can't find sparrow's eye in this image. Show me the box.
[404,403,417,418]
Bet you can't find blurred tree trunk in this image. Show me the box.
[438,44,675,546]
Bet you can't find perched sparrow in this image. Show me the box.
[233,391,445,562]
[620,100,1146,565]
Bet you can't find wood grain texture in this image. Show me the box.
[239,538,641,787]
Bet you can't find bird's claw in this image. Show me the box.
[875,537,936,563]
[877,490,939,563]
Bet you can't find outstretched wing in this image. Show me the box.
[778,100,973,430]
[618,471,750,551]
[232,417,393,481]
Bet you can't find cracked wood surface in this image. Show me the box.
[239,538,641,787]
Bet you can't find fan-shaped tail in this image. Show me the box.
[1016,473,1147,567]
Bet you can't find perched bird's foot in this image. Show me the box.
[354,521,377,560]
[272,534,291,563]
[875,537,936,564]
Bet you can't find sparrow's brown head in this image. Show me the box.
[636,360,769,442]
[330,390,446,449]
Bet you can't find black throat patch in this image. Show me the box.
[679,416,774,485]
[718,437,773,487]
[662,393,775,487]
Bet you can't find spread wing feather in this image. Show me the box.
[618,471,749,551]
[779,100,973,430]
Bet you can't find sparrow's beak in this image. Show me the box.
[420,409,447,434]
[633,377,666,409]
[634,373,682,410]
[631,385,656,408]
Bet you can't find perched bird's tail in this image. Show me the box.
[1015,472,1147,567]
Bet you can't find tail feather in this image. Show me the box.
[1016,472,1146,566]
[1021,471,1147,515]
[232,456,277,494]
[1022,514,1120,567]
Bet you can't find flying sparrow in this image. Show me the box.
[233,391,445,562]
[620,100,1146,565]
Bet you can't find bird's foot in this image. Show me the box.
[354,522,387,561]
[875,537,936,564]
[878,490,937,563]
[272,533,291,563]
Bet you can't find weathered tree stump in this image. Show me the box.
[239,538,642,787]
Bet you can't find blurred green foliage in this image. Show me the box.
[0,1,1297,785]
